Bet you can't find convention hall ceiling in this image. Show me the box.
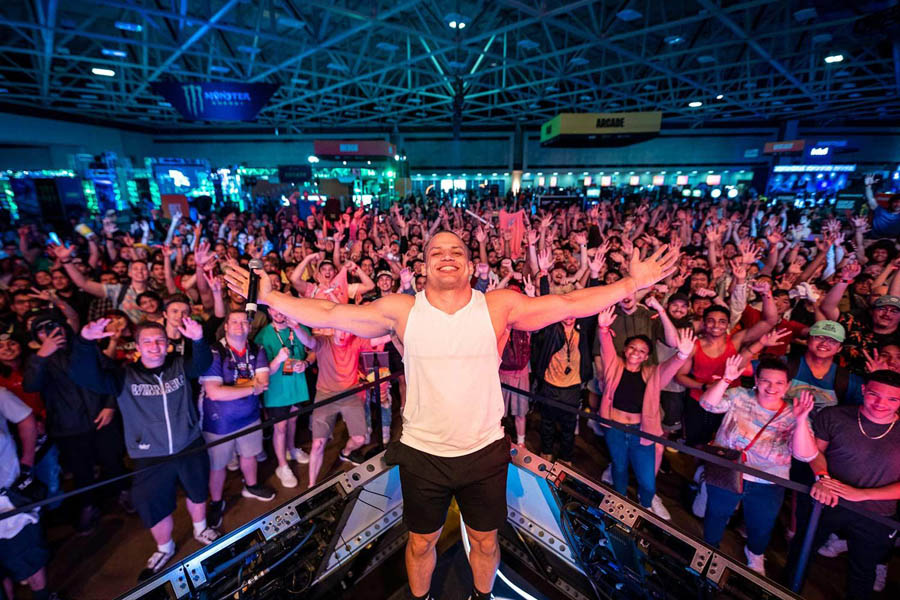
[0,1,898,132]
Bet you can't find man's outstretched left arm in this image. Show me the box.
[499,246,680,332]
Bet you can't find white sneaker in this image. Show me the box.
[286,447,310,464]
[692,466,707,518]
[601,465,613,484]
[874,563,887,592]
[744,546,765,576]
[226,454,239,472]
[650,495,671,520]
[817,533,849,558]
[193,526,221,545]
[275,464,298,488]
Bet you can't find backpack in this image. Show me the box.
[786,353,849,403]
[501,329,531,371]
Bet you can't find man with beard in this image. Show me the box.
[224,232,680,600]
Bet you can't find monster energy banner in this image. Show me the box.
[151,82,279,121]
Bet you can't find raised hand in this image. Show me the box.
[597,305,617,329]
[863,348,890,372]
[723,354,744,381]
[36,326,67,357]
[729,258,747,281]
[676,328,696,355]
[644,294,663,313]
[49,243,74,261]
[223,262,272,305]
[760,328,791,347]
[537,247,553,272]
[750,280,772,296]
[177,316,204,341]
[523,274,536,297]
[476,263,490,278]
[573,232,587,246]
[792,390,815,421]
[840,260,861,282]
[81,319,113,341]
[474,227,487,244]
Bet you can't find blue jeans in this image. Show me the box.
[604,424,656,507]
[704,480,785,554]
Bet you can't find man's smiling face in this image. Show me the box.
[424,232,472,291]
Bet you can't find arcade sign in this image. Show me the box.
[763,139,805,154]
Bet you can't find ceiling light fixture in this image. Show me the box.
[716,94,724,100]
[688,101,703,108]
[824,54,844,63]
[114,21,142,32]
[101,48,126,58]
[91,67,115,77]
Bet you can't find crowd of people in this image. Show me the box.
[0,174,898,600]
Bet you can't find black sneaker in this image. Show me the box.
[241,484,276,502]
[76,504,101,536]
[338,450,365,465]
[207,499,225,529]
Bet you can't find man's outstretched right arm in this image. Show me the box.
[225,264,411,339]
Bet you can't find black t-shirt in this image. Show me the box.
[814,405,900,516]
[612,368,646,414]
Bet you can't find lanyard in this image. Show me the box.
[272,327,295,358]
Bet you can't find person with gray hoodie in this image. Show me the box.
[72,317,219,582]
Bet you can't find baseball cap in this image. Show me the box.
[375,270,394,280]
[30,310,65,337]
[809,320,845,343]
[874,295,900,310]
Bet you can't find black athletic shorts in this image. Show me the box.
[0,523,49,582]
[386,436,510,534]
[266,403,300,421]
[131,437,210,528]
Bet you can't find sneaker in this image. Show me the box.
[275,464,298,488]
[76,504,101,536]
[118,490,136,514]
[242,484,276,502]
[338,450,364,465]
[226,455,240,472]
[194,526,221,545]
[256,449,267,463]
[286,447,310,464]
[692,467,708,518]
[601,465,613,485]
[744,546,765,576]
[207,499,225,529]
[874,564,887,592]
[817,534,849,558]
[650,495,671,521]
[138,547,176,581]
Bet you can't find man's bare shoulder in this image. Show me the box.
[370,292,416,315]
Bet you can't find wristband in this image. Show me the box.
[676,351,690,360]
[840,278,852,284]
[814,473,831,482]
[722,377,735,385]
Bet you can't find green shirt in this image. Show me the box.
[254,323,312,408]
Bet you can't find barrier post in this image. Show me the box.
[372,365,385,452]
[790,500,823,593]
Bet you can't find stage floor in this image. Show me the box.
[37,413,898,599]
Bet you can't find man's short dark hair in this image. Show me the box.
[702,305,729,320]
[134,321,166,342]
[866,369,900,389]
[756,357,789,379]
[423,231,471,261]
[164,293,192,310]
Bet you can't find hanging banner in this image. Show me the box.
[763,139,805,154]
[151,82,279,121]
[540,112,662,147]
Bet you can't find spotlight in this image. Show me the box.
[824,54,844,64]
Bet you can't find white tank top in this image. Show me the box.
[400,289,505,457]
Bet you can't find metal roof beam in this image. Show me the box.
[124,0,239,104]
[694,0,817,105]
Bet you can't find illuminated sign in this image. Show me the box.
[601,176,612,187]
[706,175,721,185]
[629,176,640,186]
[152,82,279,121]
[772,164,856,173]
[763,139,805,153]
[652,175,665,186]
[810,147,830,156]
[583,177,592,186]
[676,175,689,186]
[586,188,600,197]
